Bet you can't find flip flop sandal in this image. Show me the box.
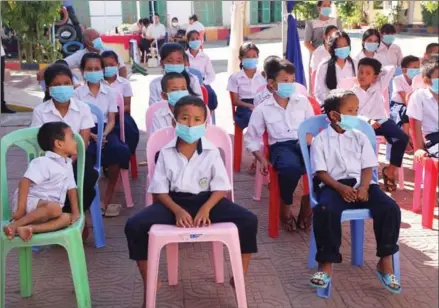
[104,204,122,217]
[101,207,106,216]
[382,167,397,192]
[298,199,313,231]
[310,272,331,289]
[281,216,298,232]
[375,270,401,294]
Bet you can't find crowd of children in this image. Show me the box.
[3,21,439,306]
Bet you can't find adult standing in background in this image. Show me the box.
[186,14,205,33]
[1,20,14,113]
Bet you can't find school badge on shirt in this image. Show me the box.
[199,177,209,188]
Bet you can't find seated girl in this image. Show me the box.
[310,89,401,294]
[125,96,258,307]
[355,28,387,65]
[148,42,201,105]
[31,63,98,239]
[310,25,338,77]
[74,53,131,217]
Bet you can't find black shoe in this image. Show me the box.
[1,104,16,114]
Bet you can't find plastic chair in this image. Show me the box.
[0,128,91,308]
[310,69,317,97]
[298,115,400,298]
[201,84,216,125]
[86,103,106,248]
[115,96,134,208]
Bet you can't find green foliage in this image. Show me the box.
[421,0,439,13]
[421,1,439,26]
[374,12,389,29]
[292,1,319,21]
[1,0,62,63]
[335,1,367,28]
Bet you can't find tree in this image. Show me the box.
[421,0,439,13]
[1,0,62,63]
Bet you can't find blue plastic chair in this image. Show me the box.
[298,115,401,299]
[87,103,106,248]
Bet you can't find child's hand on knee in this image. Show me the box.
[175,208,193,228]
[356,186,369,202]
[336,184,357,203]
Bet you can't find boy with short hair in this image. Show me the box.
[412,43,439,90]
[377,23,403,67]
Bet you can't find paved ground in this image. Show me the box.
[2,35,439,308]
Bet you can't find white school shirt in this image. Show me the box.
[74,83,118,123]
[244,94,315,153]
[150,106,173,137]
[104,76,133,99]
[407,88,439,136]
[310,45,330,71]
[311,126,378,188]
[146,23,166,39]
[391,75,412,104]
[186,21,205,33]
[64,47,126,70]
[355,50,388,66]
[186,50,215,85]
[23,151,77,206]
[148,136,231,194]
[31,98,95,133]
[227,70,266,99]
[350,66,395,120]
[412,74,427,91]
[377,43,403,67]
[148,74,202,105]
[315,59,356,105]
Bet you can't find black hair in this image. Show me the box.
[426,43,439,54]
[325,31,356,90]
[263,55,281,73]
[80,52,104,71]
[37,122,71,152]
[401,55,420,68]
[380,23,396,34]
[172,17,178,22]
[101,50,119,64]
[317,1,331,7]
[43,63,73,102]
[358,57,382,75]
[173,95,207,121]
[186,30,199,41]
[189,14,198,22]
[324,25,338,37]
[266,58,295,81]
[361,28,381,50]
[159,43,197,96]
[54,59,69,66]
[142,18,151,26]
[183,52,189,62]
[154,13,159,17]
[239,42,259,69]
[322,89,357,116]
[421,55,439,78]
[161,72,186,92]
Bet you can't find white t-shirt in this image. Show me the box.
[186,21,205,33]
[146,23,166,39]
[407,88,439,136]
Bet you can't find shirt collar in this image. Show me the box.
[186,50,205,59]
[81,83,108,96]
[264,94,301,107]
[157,106,173,117]
[164,136,214,154]
[328,125,356,139]
[45,151,72,163]
[43,98,80,113]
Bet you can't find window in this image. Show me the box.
[139,0,167,25]
[193,1,223,27]
[250,1,282,25]
[89,1,123,34]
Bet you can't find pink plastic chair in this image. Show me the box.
[145,126,247,308]
[116,95,134,207]
[145,101,168,138]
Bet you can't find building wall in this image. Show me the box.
[167,1,192,28]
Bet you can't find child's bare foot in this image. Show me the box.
[247,161,256,175]
[3,223,18,240]
[16,226,33,242]
[280,204,297,232]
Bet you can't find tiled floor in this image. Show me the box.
[2,127,438,308]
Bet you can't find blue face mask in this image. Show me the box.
[84,71,104,83]
[167,90,189,106]
[406,68,420,80]
[338,114,360,131]
[175,122,206,144]
[276,83,296,98]
[164,64,185,73]
[104,66,118,78]
[320,7,332,17]
[242,58,258,69]
[382,34,395,45]
[431,78,439,94]
[189,40,201,50]
[92,37,104,50]
[364,42,379,53]
[49,85,74,103]
[334,46,350,60]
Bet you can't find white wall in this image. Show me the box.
[167,1,192,28]
[89,1,122,34]
[222,1,233,26]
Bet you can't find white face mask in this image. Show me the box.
[172,22,178,27]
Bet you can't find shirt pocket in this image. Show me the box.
[266,113,285,135]
[342,140,362,161]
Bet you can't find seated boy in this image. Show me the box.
[407,56,439,159]
[377,23,403,67]
[412,43,439,90]
[245,58,314,231]
[3,122,79,241]
[310,89,401,294]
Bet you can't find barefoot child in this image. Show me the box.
[4,122,80,242]
[310,89,401,294]
[125,96,258,306]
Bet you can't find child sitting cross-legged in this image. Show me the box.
[310,89,402,294]
[3,122,80,242]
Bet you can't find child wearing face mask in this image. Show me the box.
[377,24,403,67]
[245,58,315,232]
[310,25,338,76]
[407,56,439,160]
[355,28,388,66]
[74,53,131,217]
[148,43,202,105]
[310,89,401,294]
[412,43,439,90]
[125,96,258,307]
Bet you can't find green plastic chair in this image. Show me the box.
[0,127,92,308]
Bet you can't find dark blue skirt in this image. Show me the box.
[204,84,218,111]
[234,98,254,129]
[114,112,139,155]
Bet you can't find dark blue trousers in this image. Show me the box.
[205,84,218,111]
[374,119,409,167]
[125,192,258,260]
[234,98,253,129]
[113,112,140,156]
[313,181,401,264]
[269,140,306,205]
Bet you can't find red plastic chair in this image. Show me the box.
[201,85,208,105]
[230,92,244,172]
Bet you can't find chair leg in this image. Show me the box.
[350,220,364,266]
[422,159,438,229]
[130,154,138,179]
[18,247,32,297]
[316,278,332,299]
[212,242,224,283]
[308,228,317,269]
[166,243,179,286]
[226,234,248,308]
[147,235,164,308]
[412,161,423,213]
[233,126,242,173]
[90,185,106,248]
[253,160,263,201]
[0,244,8,308]
[398,166,405,190]
[392,251,401,282]
[120,170,134,207]
[268,168,280,239]
[65,231,92,308]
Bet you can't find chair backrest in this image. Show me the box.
[297,115,378,208]
[188,67,203,85]
[307,96,321,115]
[201,85,209,106]
[86,103,104,172]
[116,93,126,142]
[145,102,168,136]
[147,125,234,200]
[295,82,308,96]
[0,128,86,221]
